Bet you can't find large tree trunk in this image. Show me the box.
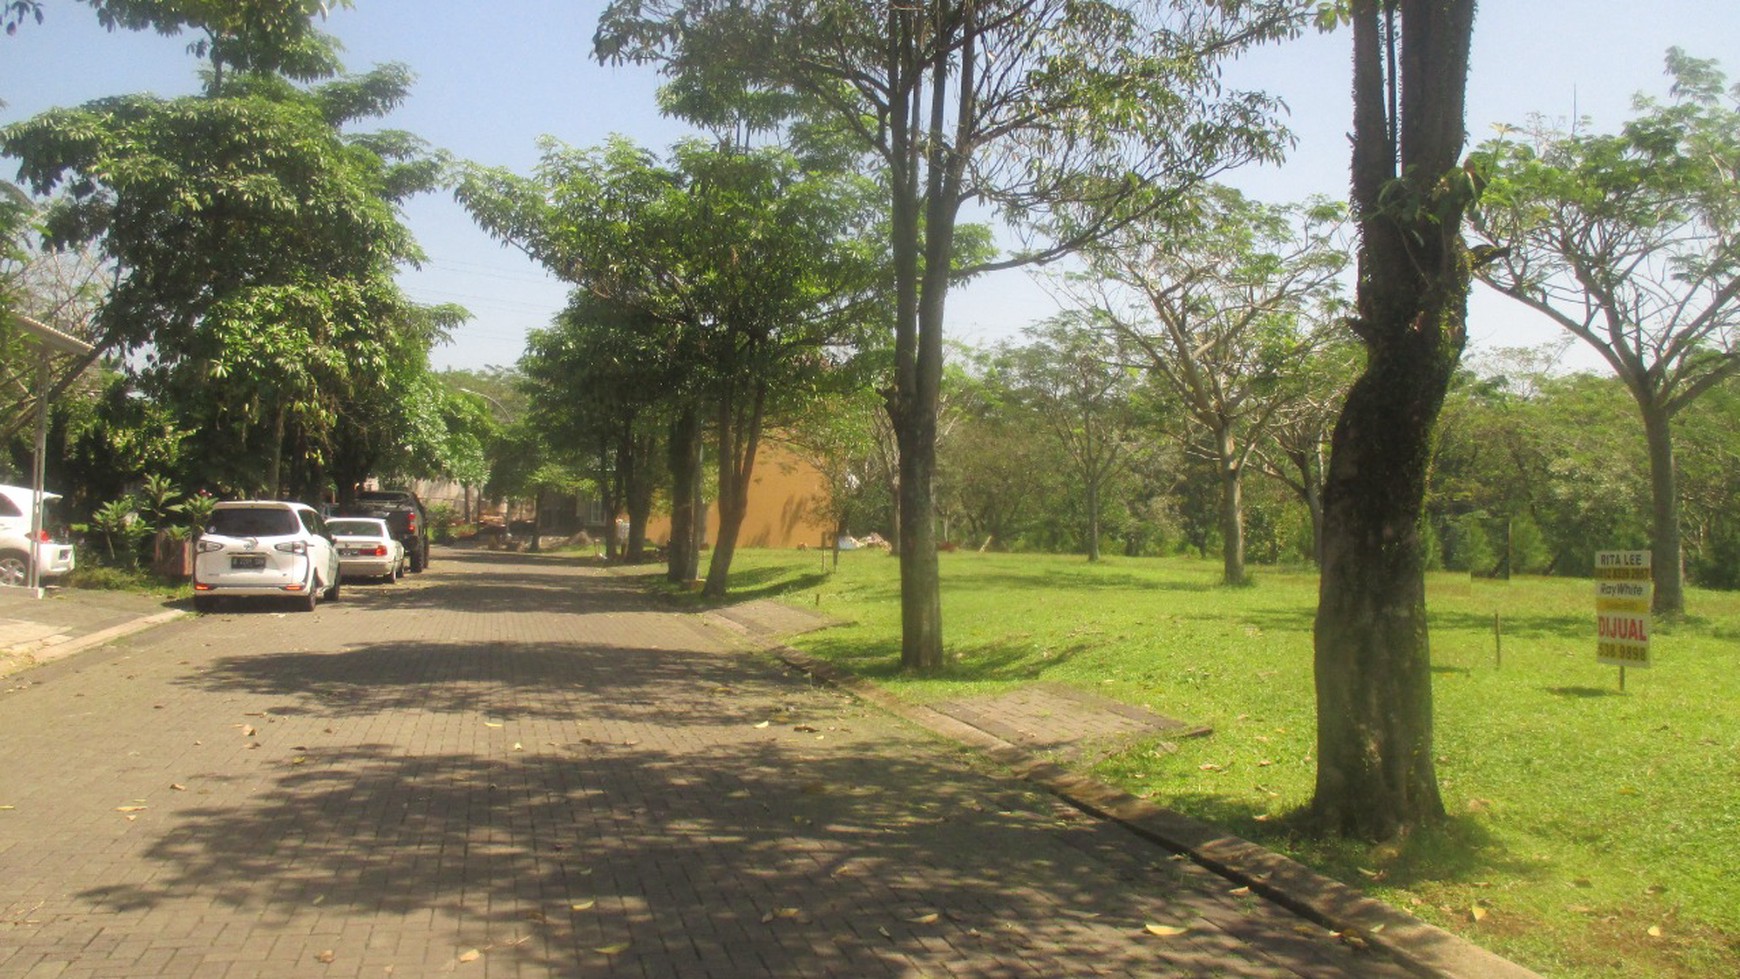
[1639,401,1686,615]
[1311,0,1476,840]
[1313,327,1456,839]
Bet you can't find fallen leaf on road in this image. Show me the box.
[512,742,524,751]
[290,757,307,765]
[1145,923,1188,937]
[485,722,503,729]
[570,900,596,912]
[793,725,819,733]
[170,784,186,791]
[315,950,335,964]
[1647,925,1663,938]
[754,721,770,729]
[115,806,147,813]
[1229,886,1251,896]
[906,912,939,924]
[592,943,630,955]
[457,949,482,963]
[1470,905,1488,923]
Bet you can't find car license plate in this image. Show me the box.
[231,554,266,570]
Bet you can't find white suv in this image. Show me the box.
[0,483,77,588]
[193,501,341,613]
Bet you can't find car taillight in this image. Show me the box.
[35,530,50,542]
[406,514,417,533]
[371,545,387,556]
[274,541,308,554]
[197,539,225,553]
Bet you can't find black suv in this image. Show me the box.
[333,489,431,573]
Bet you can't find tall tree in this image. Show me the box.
[457,137,882,595]
[1005,315,1141,561]
[1469,49,1740,615]
[1077,184,1347,583]
[597,0,1305,669]
[1310,0,1480,840]
[3,33,456,498]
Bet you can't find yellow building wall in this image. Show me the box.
[644,441,835,550]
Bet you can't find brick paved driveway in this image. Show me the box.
[0,550,1410,977]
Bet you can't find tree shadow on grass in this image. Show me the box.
[1545,685,1620,699]
[1153,792,1546,895]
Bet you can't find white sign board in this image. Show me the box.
[1594,550,1651,668]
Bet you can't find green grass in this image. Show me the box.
[694,548,1740,978]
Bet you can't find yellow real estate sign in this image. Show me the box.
[1595,550,1651,668]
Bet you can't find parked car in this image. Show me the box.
[192,500,340,613]
[332,489,430,573]
[327,517,406,582]
[0,483,76,588]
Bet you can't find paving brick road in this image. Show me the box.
[0,550,1415,977]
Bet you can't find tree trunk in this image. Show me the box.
[1311,0,1476,840]
[1639,401,1686,615]
[1220,464,1246,585]
[1312,328,1456,839]
[666,404,702,583]
[1085,479,1102,562]
[704,381,765,599]
[1218,428,1247,585]
[600,444,621,563]
[625,428,656,563]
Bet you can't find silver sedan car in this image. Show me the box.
[327,517,407,582]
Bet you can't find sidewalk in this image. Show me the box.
[0,585,184,679]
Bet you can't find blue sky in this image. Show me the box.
[4,1,1738,372]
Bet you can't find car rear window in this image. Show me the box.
[327,520,383,536]
[209,507,301,537]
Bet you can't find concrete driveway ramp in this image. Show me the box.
[932,682,1211,761]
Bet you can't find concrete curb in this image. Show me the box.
[0,608,185,679]
[714,621,1540,979]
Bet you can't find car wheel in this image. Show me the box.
[0,550,28,588]
[325,574,341,602]
[296,573,318,612]
[193,595,219,614]
[408,549,423,573]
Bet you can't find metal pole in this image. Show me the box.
[29,350,49,596]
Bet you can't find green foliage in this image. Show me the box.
[80,0,353,86]
[2,54,457,499]
[86,495,148,568]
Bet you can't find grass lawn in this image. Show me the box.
[693,548,1739,978]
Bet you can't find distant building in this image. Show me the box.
[645,440,835,550]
